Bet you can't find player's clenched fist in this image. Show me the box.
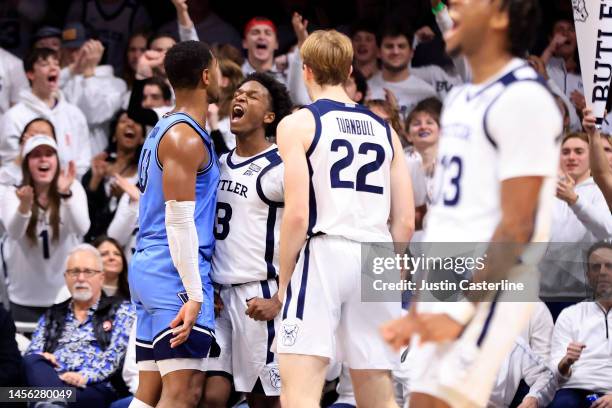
[245,295,282,321]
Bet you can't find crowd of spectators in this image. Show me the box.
[0,0,611,407]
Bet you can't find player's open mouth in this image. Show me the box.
[418,130,431,138]
[256,43,268,50]
[47,74,58,85]
[231,104,246,122]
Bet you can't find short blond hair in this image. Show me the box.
[301,30,353,86]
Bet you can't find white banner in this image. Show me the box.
[573,0,612,126]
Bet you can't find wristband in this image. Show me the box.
[432,2,445,15]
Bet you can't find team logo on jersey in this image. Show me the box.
[572,0,588,22]
[281,323,299,346]
[269,367,281,389]
[243,163,262,176]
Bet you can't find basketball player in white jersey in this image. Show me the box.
[207,72,292,407]
[275,29,414,408]
[381,1,563,407]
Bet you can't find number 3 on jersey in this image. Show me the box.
[214,202,232,240]
[329,139,385,194]
[436,155,463,206]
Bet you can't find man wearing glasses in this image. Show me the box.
[22,244,135,407]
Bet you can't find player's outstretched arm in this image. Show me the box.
[584,107,612,211]
[276,110,314,301]
[159,123,208,348]
[389,128,415,254]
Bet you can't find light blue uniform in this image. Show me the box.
[129,112,219,363]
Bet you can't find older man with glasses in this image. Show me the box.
[23,244,134,408]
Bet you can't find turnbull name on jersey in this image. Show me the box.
[336,117,376,136]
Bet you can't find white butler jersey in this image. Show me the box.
[424,59,563,243]
[211,146,284,284]
[305,99,394,242]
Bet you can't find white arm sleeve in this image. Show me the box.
[165,200,203,302]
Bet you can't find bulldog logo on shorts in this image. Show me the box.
[281,323,299,346]
[269,368,281,389]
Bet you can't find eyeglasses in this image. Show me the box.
[65,268,102,278]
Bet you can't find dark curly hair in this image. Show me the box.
[238,72,293,138]
[500,0,541,57]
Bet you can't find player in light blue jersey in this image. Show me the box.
[128,41,221,408]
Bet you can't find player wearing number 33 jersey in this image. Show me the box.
[130,110,220,370]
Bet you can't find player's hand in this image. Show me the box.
[214,291,224,318]
[136,50,165,80]
[16,185,34,213]
[292,12,309,48]
[59,372,87,388]
[563,341,586,366]
[169,299,202,348]
[415,26,435,43]
[57,161,76,195]
[591,394,612,407]
[380,309,420,351]
[517,396,539,408]
[570,91,586,112]
[40,352,59,367]
[418,313,464,343]
[556,172,578,205]
[246,295,282,321]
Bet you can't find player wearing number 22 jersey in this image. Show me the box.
[276,30,414,407]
